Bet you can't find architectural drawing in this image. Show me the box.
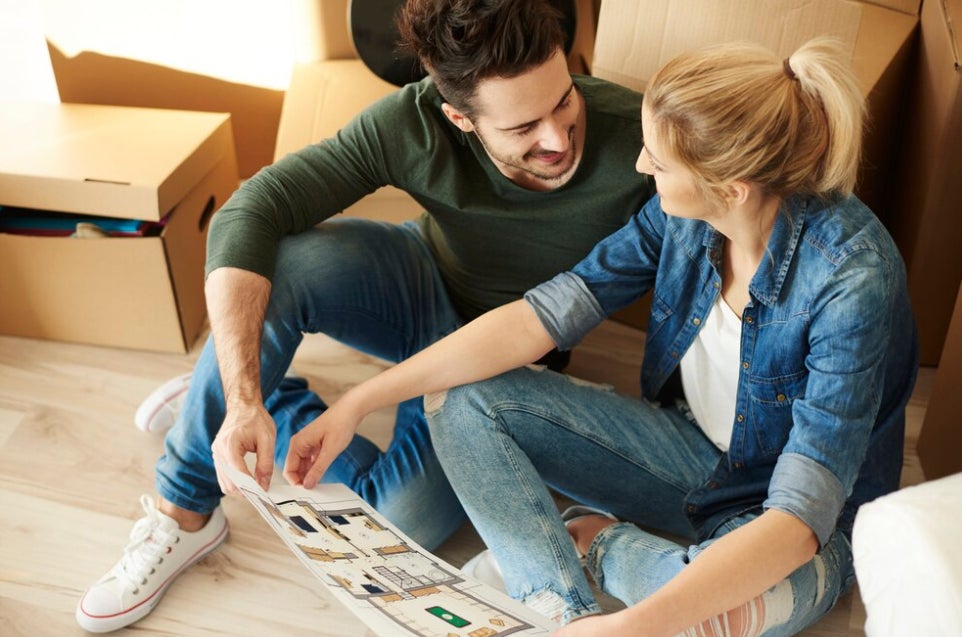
[225,466,556,637]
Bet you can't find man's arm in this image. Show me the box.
[205,266,277,492]
[284,299,556,488]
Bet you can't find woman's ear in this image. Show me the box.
[441,103,475,133]
[725,180,752,207]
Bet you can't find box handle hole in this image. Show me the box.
[198,196,216,232]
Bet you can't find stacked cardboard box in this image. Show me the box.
[592,0,919,332]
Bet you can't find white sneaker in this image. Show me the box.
[461,549,507,593]
[76,495,228,633]
[134,373,191,433]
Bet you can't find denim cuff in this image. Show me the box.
[524,272,607,351]
[764,452,846,548]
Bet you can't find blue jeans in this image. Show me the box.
[155,218,466,550]
[427,366,855,632]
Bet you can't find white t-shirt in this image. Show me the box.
[680,295,742,451]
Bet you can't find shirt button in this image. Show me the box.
[736,414,744,422]
[742,361,749,369]
[776,393,786,402]
[687,504,696,513]
[692,317,701,326]
[713,281,720,289]
[744,316,754,324]
[733,462,743,469]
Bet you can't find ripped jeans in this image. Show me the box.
[426,366,854,633]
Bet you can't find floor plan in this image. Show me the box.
[226,466,556,637]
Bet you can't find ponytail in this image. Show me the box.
[644,37,865,203]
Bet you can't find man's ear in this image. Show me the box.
[441,103,475,133]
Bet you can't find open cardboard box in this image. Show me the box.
[0,102,239,353]
[592,0,919,330]
[39,0,359,179]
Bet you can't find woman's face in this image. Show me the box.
[636,105,709,219]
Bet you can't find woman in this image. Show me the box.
[282,38,917,636]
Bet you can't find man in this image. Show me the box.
[76,0,653,632]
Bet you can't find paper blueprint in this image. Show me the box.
[225,465,557,637]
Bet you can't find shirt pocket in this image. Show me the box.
[646,292,674,340]
[746,370,807,457]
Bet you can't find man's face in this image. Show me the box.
[444,49,585,191]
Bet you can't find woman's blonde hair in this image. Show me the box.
[643,37,864,206]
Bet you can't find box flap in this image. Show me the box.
[864,0,920,16]
[594,0,864,92]
[0,102,232,221]
[274,59,399,162]
[594,0,919,97]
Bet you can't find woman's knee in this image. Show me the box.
[423,369,531,444]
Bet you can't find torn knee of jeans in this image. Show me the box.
[522,586,596,625]
[685,579,795,637]
[564,374,614,392]
[423,390,447,415]
[812,552,827,607]
[522,588,569,624]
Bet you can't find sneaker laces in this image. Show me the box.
[116,495,179,593]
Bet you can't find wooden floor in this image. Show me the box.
[0,321,934,636]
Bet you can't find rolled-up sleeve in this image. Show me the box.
[524,272,607,351]
[764,452,847,548]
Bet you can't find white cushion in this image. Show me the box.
[853,472,962,636]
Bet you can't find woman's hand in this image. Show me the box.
[282,398,365,488]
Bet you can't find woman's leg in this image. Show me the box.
[426,366,721,623]
[588,516,855,636]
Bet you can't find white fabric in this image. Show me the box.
[680,295,741,451]
[853,472,962,637]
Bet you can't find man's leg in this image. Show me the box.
[426,366,721,624]
[79,218,465,631]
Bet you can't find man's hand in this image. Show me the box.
[211,403,277,494]
[283,400,363,489]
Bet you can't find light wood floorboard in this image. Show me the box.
[0,322,932,636]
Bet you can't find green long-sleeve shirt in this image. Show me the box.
[206,74,654,321]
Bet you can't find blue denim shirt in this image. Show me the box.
[525,193,918,547]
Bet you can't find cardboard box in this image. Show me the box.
[888,0,962,365]
[592,0,919,330]
[39,0,348,178]
[0,103,239,353]
[910,0,962,478]
[918,275,962,480]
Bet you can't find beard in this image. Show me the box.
[476,125,579,186]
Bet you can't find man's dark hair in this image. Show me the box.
[396,0,566,117]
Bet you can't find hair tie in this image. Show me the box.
[783,58,798,81]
